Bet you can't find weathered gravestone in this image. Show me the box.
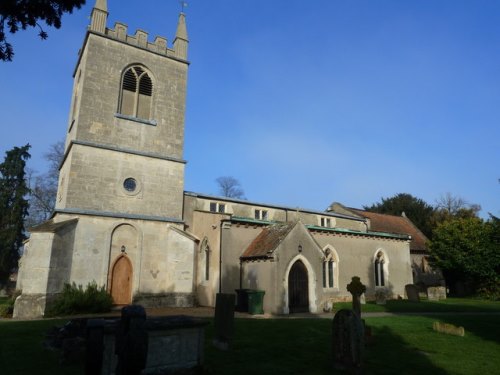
[433,321,464,337]
[427,286,447,301]
[347,276,366,317]
[332,309,364,373]
[405,284,420,302]
[213,293,235,350]
[85,319,105,375]
[115,305,148,375]
[360,294,366,305]
[375,289,388,305]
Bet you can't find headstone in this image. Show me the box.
[346,276,366,317]
[375,289,387,305]
[360,294,366,305]
[433,321,464,337]
[332,309,364,373]
[323,300,333,312]
[115,305,148,375]
[427,286,446,301]
[213,293,235,350]
[85,319,104,375]
[405,284,420,302]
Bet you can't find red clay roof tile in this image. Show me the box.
[348,208,428,251]
[241,222,295,259]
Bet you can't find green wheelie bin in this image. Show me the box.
[247,290,265,315]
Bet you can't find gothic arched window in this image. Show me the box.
[374,251,386,287]
[200,237,211,282]
[119,66,153,120]
[322,247,339,289]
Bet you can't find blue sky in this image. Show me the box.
[1,0,499,217]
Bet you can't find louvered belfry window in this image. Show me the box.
[119,66,153,119]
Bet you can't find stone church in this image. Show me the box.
[14,1,431,318]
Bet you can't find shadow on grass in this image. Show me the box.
[364,325,448,375]
[203,318,449,375]
[0,319,81,375]
[377,300,500,344]
[430,314,499,344]
[335,298,500,344]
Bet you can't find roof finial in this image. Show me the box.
[94,0,107,12]
[90,0,108,33]
[180,1,188,13]
[174,10,189,59]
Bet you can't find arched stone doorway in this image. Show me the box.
[108,224,138,305]
[288,260,309,313]
[110,255,132,305]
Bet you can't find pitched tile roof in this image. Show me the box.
[241,222,296,259]
[348,208,428,251]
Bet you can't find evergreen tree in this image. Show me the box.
[363,193,435,238]
[0,144,31,286]
[429,216,500,298]
[0,0,86,61]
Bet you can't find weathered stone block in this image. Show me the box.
[427,286,446,301]
[433,321,464,337]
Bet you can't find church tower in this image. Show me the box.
[14,1,197,318]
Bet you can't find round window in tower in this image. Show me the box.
[123,178,137,192]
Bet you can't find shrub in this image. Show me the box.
[0,290,21,318]
[46,281,113,317]
[477,278,500,301]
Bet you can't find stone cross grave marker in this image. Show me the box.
[347,276,366,317]
[213,293,235,350]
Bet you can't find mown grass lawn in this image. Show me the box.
[333,297,500,313]
[0,318,81,375]
[204,315,499,375]
[0,299,499,375]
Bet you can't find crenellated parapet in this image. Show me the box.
[103,22,180,58]
[88,0,188,60]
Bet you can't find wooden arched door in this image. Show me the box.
[110,255,132,305]
[288,260,309,313]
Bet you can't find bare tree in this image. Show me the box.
[435,192,481,216]
[27,140,64,227]
[216,176,246,199]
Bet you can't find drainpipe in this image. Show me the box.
[239,259,243,289]
[219,220,224,293]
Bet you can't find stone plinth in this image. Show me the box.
[100,315,208,374]
[427,286,446,301]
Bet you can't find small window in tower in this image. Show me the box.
[255,209,269,220]
[119,66,153,120]
[209,202,227,213]
[320,217,331,227]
